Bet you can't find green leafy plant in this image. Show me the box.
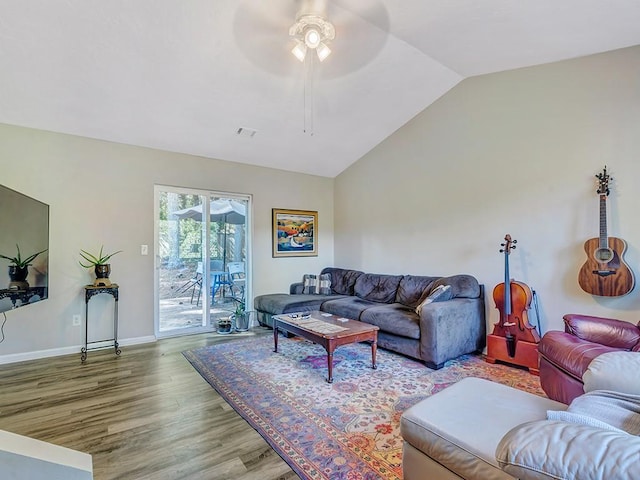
[79,246,122,268]
[0,244,48,268]
[233,299,246,317]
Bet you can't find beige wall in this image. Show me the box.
[335,45,640,334]
[2,45,639,361]
[0,125,334,360]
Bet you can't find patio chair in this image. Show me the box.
[227,261,245,303]
[186,260,227,306]
[175,262,203,304]
[208,259,229,305]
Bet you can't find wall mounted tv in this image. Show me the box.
[0,184,49,313]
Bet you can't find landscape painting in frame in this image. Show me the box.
[272,208,317,257]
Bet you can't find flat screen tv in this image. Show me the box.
[0,184,49,313]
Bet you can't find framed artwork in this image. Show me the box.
[272,208,318,257]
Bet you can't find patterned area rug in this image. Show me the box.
[183,336,544,480]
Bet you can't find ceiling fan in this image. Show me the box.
[232,0,390,79]
[289,10,336,63]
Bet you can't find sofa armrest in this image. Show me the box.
[496,420,640,480]
[418,297,485,368]
[289,282,304,294]
[563,314,640,349]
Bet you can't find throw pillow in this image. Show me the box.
[547,389,640,436]
[415,284,453,315]
[302,274,318,294]
[582,351,640,396]
[546,410,626,433]
[318,273,331,295]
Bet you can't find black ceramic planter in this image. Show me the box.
[8,265,29,290]
[94,264,112,287]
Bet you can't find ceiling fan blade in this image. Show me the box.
[295,0,330,18]
[322,0,390,77]
[330,0,389,32]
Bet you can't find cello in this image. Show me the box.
[491,234,540,347]
[486,234,540,374]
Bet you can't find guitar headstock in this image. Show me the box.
[596,166,610,196]
[500,234,517,254]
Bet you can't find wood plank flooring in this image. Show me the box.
[0,327,299,480]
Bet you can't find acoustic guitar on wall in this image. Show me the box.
[578,166,635,297]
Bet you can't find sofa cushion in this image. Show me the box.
[354,273,403,303]
[395,275,439,308]
[320,267,363,295]
[320,297,380,319]
[537,330,620,381]
[360,304,420,339]
[430,274,480,299]
[582,351,640,396]
[496,420,640,480]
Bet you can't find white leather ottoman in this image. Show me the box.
[0,429,93,479]
[400,377,566,480]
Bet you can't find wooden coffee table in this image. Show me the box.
[273,311,379,383]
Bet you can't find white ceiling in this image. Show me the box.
[1,1,639,177]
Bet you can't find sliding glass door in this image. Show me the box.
[154,186,250,337]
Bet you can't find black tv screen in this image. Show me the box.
[0,184,49,313]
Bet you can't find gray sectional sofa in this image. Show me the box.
[254,267,486,369]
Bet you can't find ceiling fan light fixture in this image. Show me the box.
[289,14,335,62]
[316,42,331,61]
[292,41,307,62]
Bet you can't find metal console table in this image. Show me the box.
[81,284,120,362]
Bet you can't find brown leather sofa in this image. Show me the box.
[538,313,640,404]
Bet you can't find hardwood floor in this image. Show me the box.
[0,327,299,480]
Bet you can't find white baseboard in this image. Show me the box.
[0,335,157,365]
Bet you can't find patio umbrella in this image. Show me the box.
[172,199,245,224]
[171,199,246,269]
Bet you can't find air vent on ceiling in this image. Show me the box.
[236,127,257,138]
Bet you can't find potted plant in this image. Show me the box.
[217,317,233,334]
[79,246,122,287]
[0,244,48,289]
[231,300,249,332]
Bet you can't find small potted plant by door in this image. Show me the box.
[79,246,122,287]
[217,316,233,334]
[0,244,47,290]
[231,300,249,332]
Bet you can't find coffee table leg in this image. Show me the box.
[371,337,378,370]
[327,350,334,383]
[273,321,279,353]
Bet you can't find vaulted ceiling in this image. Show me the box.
[1,1,639,177]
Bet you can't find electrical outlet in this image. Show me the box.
[72,314,81,326]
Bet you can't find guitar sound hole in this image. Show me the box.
[594,248,614,263]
